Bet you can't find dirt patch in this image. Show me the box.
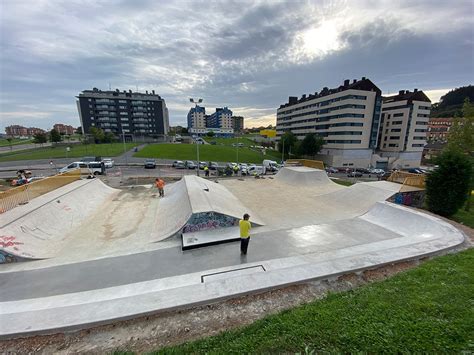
[1,221,472,354]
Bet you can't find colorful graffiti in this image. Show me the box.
[182,212,238,234]
[0,235,24,249]
[389,191,425,208]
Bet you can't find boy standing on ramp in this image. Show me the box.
[239,213,251,255]
[155,178,165,197]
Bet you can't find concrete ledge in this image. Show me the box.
[0,218,464,339]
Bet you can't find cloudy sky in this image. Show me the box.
[1,0,473,131]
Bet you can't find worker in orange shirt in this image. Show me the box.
[155,178,165,197]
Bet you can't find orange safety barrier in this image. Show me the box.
[388,171,425,189]
[285,159,325,170]
[0,169,81,214]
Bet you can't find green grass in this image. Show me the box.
[0,143,137,162]
[451,195,474,228]
[206,137,256,147]
[134,143,280,163]
[331,178,354,186]
[0,138,33,147]
[153,249,474,353]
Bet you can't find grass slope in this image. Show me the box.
[206,137,256,147]
[155,249,474,353]
[451,195,474,228]
[0,138,33,147]
[135,144,280,163]
[0,143,137,162]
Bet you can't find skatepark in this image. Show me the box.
[0,166,465,338]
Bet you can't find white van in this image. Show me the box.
[59,162,88,174]
[263,160,279,173]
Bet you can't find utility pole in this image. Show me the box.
[189,97,203,177]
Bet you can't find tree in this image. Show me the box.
[103,132,116,143]
[33,133,47,145]
[278,131,297,155]
[298,133,325,157]
[206,131,215,137]
[90,127,105,143]
[50,129,62,143]
[447,98,474,153]
[75,126,83,135]
[425,150,472,216]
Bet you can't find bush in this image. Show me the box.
[425,150,472,216]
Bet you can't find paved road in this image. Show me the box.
[0,142,52,154]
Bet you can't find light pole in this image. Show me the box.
[122,132,128,165]
[189,98,203,176]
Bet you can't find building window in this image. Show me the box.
[389,136,400,140]
[393,113,404,117]
[392,121,403,125]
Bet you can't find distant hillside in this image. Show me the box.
[430,85,474,118]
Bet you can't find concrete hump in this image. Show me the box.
[0,179,118,262]
[275,167,334,187]
[151,175,263,242]
[360,201,464,242]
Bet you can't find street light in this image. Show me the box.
[190,98,203,177]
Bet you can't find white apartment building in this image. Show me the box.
[276,77,383,168]
[376,90,431,168]
[187,106,207,129]
[276,78,431,169]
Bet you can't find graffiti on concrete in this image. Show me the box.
[182,212,238,234]
[0,235,24,249]
[389,191,425,208]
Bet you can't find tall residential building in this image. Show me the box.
[276,77,382,168]
[378,90,430,167]
[53,123,76,135]
[276,78,431,169]
[207,107,233,129]
[187,106,207,129]
[76,88,169,139]
[232,116,244,132]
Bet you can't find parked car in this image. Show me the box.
[102,158,114,168]
[173,160,186,169]
[248,165,265,176]
[356,168,370,174]
[82,156,101,163]
[370,168,385,175]
[208,162,219,170]
[239,163,249,175]
[185,160,196,169]
[144,159,156,169]
[407,168,424,174]
[263,159,279,172]
[347,171,363,178]
[325,167,338,174]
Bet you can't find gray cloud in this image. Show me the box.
[1,0,473,130]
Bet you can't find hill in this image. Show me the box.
[430,85,474,118]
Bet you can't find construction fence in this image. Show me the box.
[0,169,81,214]
[285,159,325,170]
[388,171,426,189]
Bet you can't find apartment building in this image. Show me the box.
[276,78,431,169]
[427,117,452,142]
[187,106,207,129]
[207,107,233,129]
[276,77,383,167]
[5,125,45,137]
[232,116,244,132]
[378,90,430,168]
[76,88,169,139]
[53,123,76,135]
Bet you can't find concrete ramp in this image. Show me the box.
[275,166,334,187]
[0,179,118,261]
[152,175,263,242]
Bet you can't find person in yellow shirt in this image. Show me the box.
[239,213,251,255]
